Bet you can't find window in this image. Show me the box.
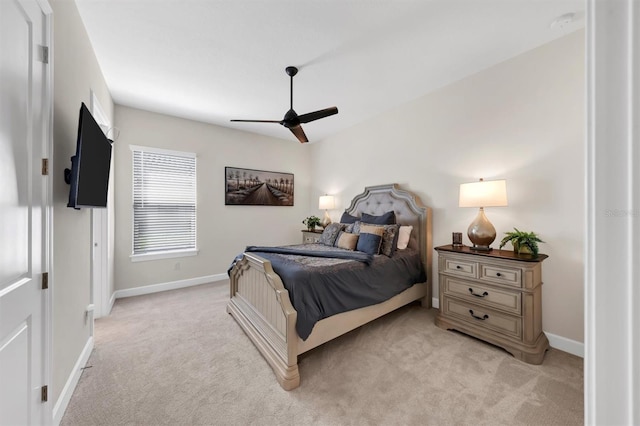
[130,145,197,261]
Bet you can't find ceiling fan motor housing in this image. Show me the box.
[282,109,300,128]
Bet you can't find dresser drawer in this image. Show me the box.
[442,297,522,340]
[442,258,477,279]
[442,277,521,315]
[479,263,522,288]
[302,231,321,244]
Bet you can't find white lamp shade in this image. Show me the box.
[319,195,335,210]
[459,179,508,208]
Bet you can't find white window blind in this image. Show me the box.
[132,147,196,256]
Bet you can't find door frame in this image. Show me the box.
[41,0,53,422]
[89,91,112,320]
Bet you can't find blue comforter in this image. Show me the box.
[230,244,425,340]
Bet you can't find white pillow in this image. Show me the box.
[397,225,413,250]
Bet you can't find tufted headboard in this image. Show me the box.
[345,184,432,284]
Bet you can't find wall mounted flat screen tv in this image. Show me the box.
[65,102,112,209]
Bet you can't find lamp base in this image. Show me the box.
[320,210,332,228]
[469,245,493,251]
[467,207,496,250]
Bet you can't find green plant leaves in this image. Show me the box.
[498,228,544,255]
[302,215,321,227]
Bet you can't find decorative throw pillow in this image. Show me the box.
[318,223,344,246]
[350,220,362,235]
[340,211,359,224]
[356,232,382,255]
[380,224,400,257]
[362,211,396,225]
[397,225,413,250]
[357,224,386,255]
[334,231,359,251]
[358,224,385,236]
[360,223,399,257]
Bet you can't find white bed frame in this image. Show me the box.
[227,184,432,390]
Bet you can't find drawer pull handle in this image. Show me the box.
[456,265,462,269]
[468,288,489,298]
[469,310,489,321]
[496,272,502,277]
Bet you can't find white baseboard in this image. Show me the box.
[114,273,227,299]
[53,336,94,426]
[108,291,116,314]
[430,297,583,358]
[546,332,584,358]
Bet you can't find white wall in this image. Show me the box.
[113,106,312,291]
[50,0,114,407]
[310,31,585,344]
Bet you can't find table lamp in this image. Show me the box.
[319,195,335,228]
[459,178,508,251]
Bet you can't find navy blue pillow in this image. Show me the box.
[340,211,359,224]
[356,232,382,255]
[362,211,396,225]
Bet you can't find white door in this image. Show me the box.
[0,0,51,424]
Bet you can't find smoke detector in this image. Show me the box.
[550,12,576,29]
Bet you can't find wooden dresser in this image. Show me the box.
[435,245,549,364]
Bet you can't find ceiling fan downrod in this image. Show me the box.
[285,66,298,110]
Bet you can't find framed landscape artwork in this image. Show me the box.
[225,167,294,206]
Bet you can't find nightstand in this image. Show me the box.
[435,245,549,364]
[301,229,323,244]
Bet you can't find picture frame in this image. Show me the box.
[225,166,294,206]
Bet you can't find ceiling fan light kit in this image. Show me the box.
[231,66,338,143]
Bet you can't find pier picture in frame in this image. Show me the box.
[225,167,294,206]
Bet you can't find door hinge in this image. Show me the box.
[42,272,48,290]
[39,45,49,64]
[41,158,49,175]
[41,385,48,402]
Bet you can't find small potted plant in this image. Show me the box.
[302,215,321,231]
[499,228,544,256]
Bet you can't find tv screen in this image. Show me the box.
[66,102,112,209]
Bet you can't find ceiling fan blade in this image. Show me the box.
[298,107,338,124]
[289,125,308,143]
[230,119,281,123]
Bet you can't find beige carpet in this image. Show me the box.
[61,281,583,425]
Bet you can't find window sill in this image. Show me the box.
[130,249,199,263]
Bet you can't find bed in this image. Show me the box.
[226,184,432,390]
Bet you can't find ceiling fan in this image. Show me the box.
[230,66,338,143]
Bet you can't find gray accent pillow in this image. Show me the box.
[380,224,400,257]
[318,223,344,246]
[349,221,362,235]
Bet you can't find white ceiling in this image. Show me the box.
[75,0,584,143]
